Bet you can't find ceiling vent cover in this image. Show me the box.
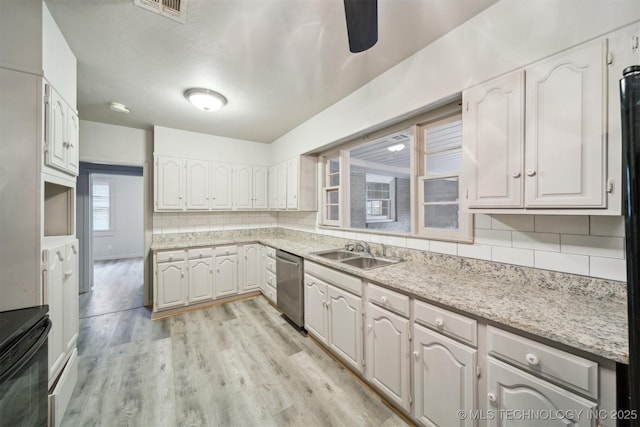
[134,0,187,23]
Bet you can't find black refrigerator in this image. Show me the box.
[621,65,640,419]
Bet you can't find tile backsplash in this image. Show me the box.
[153,211,626,282]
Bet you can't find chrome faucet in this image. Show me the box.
[354,240,371,255]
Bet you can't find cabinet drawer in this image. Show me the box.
[414,300,477,347]
[214,245,237,256]
[265,270,277,288]
[265,246,276,259]
[156,249,186,263]
[487,326,598,399]
[265,257,277,274]
[264,283,277,304]
[188,248,213,259]
[367,283,409,317]
[305,261,361,296]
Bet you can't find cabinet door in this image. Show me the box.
[464,70,524,208]
[215,254,238,298]
[253,166,268,209]
[156,260,187,310]
[47,87,67,171]
[66,108,79,175]
[234,164,253,209]
[413,324,476,427]
[286,157,299,209]
[328,285,362,372]
[277,161,287,209]
[186,159,209,210]
[156,156,185,211]
[268,165,278,209]
[187,257,214,303]
[63,241,79,354]
[525,40,607,208]
[365,302,410,411]
[240,244,260,293]
[44,245,66,380]
[211,162,233,210]
[304,277,328,344]
[487,358,597,427]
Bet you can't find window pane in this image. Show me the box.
[329,159,339,174]
[426,148,462,175]
[93,181,111,231]
[423,177,459,203]
[327,205,339,221]
[424,204,459,229]
[329,174,340,186]
[327,189,339,204]
[425,119,462,152]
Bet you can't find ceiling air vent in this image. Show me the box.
[134,0,187,24]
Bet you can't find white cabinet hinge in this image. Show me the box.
[476,365,481,378]
[607,178,615,194]
[607,52,614,66]
[465,102,469,112]
[632,35,639,53]
[409,394,413,405]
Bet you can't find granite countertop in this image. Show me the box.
[152,234,628,364]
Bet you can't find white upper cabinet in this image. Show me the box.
[463,70,524,208]
[286,157,299,209]
[234,164,253,210]
[44,84,79,177]
[186,159,209,210]
[525,40,607,208]
[211,162,233,210]
[268,165,278,209]
[277,161,287,209]
[462,36,617,214]
[252,166,268,209]
[155,156,185,211]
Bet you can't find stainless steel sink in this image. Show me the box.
[311,249,361,261]
[340,256,401,270]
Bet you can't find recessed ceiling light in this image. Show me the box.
[184,88,228,112]
[109,102,130,114]
[387,143,405,152]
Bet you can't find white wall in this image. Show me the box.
[92,173,144,260]
[270,0,640,162]
[42,1,76,109]
[154,126,271,165]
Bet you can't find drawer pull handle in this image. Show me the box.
[526,169,536,177]
[525,353,539,365]
[435,318,444,327]
[512,171,521,178]
[413,351,419,359]
[380,296,388,304]
[488,392,497,402]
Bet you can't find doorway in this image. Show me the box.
[76,162,144,317]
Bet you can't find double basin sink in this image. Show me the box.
[311,249,404,270]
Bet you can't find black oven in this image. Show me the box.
[0,306,51,427]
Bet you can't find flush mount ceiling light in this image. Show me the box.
[184,88,228,112]
[109,102,130,114]
[387,143,405,152]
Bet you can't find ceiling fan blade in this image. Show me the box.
[343,0,378,53]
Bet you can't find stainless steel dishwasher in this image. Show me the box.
[276,249,304,329]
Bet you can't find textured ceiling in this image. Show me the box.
[45,0,497,143]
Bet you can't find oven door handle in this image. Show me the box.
[0,319,51,383]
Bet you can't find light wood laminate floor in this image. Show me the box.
[79,258,144,318]
[63,296,409,426]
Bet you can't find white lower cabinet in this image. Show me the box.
[214,246,238,298]
[304,275,328,344]
[304,262,363,372]
[487,358,597,427]
[187,249,214,303]
[413,324,477,427]
[328,285,362,371]
[239,243,261,293]
[364,301,410,411]
[42,239,79,427]
[156,259,187,310]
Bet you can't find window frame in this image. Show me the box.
[321,153,342,227]
[91,176,115,235]
[365,174,395,223]
[416,114,473,242]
